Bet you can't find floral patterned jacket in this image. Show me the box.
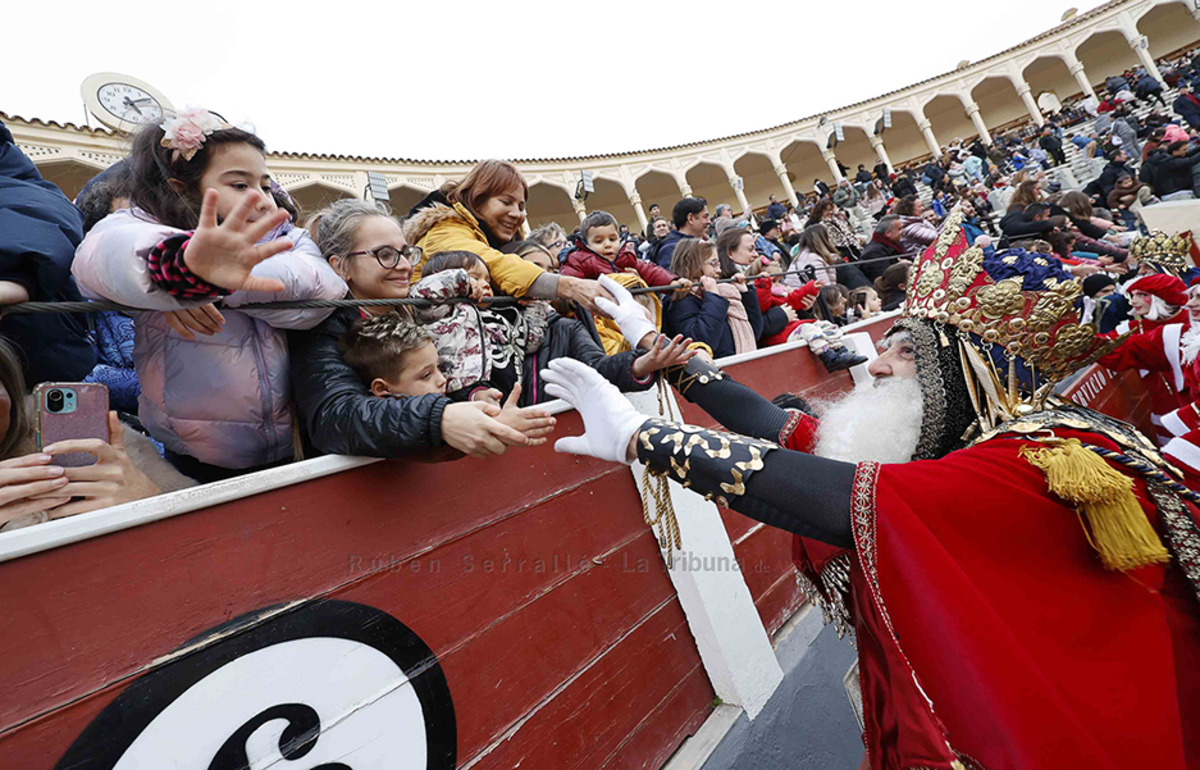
[410,269,550,398]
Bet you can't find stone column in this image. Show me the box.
[725,167,751,213]
[963,101,992,145]
[1015,81,1045,127]
[1066,57,1097,99]
[869,134,894,175]
[917,119,941,158]
[821,149,844,182]
[572,198,587,222]
[773,161,799,207]
[677,176,694,198]
[628,190,649,232]
[1129,35,1165,84]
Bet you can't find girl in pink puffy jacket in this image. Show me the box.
[72,110,345,482]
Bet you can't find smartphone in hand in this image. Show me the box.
[34,382,110,467]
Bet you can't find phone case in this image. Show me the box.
[35,382,110,467]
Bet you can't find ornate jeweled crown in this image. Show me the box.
[902,205,1125,421]
[1129,229,1193,276]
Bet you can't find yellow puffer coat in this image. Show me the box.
[404,202,544,297]
[596,273,713,358]
[595,273,660,355]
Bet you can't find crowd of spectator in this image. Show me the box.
[2,49,1200,530]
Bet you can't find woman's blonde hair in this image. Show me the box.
[796,224,840,265]
[670,239,716,282]
[1007,180,1043,213]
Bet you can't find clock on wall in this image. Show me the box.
[81,72,175,132]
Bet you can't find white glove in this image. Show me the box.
[595,274,657,349]
[543,358,647,465]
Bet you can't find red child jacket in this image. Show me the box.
[560,240,678,286]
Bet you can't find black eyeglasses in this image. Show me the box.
[345,245,423,269]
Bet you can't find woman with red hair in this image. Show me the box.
[405,159,609,313]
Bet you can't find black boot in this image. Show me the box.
[817,346,868,372]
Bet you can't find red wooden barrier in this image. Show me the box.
[5,314,1147,769]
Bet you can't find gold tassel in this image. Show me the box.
[1020,439,1170,571]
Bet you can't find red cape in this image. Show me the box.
[851,430,1200,769]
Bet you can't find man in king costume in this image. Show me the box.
[546,207,1200,769]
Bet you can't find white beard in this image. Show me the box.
[813,376,925,464]
[1183,325,1200,366]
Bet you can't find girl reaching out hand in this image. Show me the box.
[71,110,346,482]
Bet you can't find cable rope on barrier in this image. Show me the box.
[0,251,923,316]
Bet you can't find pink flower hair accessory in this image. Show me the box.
[159,107,229,162]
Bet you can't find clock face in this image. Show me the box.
[97,83,163,125]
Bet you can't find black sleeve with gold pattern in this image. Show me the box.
[664,357,792,442]
[635,417,856,548]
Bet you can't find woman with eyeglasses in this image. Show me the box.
[405,160,611,314]
[290,199,544,460]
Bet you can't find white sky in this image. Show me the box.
[6,0,1106,161]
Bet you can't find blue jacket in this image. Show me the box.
[1106,75,1130,94]
[1137,74,1162,93]
[651,229,695,270]
[754,235,782,260]
[0,120,97,385]
[1174,93,1200,125]
[666,288,764,359]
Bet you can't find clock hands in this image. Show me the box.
[122,97,144,117]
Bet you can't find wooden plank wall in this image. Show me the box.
[0,408,713,768]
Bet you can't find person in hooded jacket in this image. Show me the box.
[0,120,98,385]
[1087,149,1136,202]
[1143,140,1200,198]
[1174,87,1200,130]
[404,159,609,314]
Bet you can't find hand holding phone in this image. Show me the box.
[37,411,162,518]
[35,383,110,467]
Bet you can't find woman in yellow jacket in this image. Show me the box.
[404,160,608,312]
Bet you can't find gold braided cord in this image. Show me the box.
[643,376,683,567]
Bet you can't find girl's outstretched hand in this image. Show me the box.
[183,189,291,293]
[494,383,557,446]
[631,334,697,379]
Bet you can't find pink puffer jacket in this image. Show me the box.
[72,209,346,469]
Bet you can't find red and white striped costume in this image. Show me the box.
[1099,321,1200,484]
[1110,313,1191,445]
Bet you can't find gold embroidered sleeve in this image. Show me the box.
[635,417,776,508]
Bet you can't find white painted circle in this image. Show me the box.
[111,636,428,769]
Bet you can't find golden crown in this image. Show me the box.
[1128,229,1193,275]
[903,205,1125,417]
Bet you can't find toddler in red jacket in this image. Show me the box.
[561,211,687,289]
